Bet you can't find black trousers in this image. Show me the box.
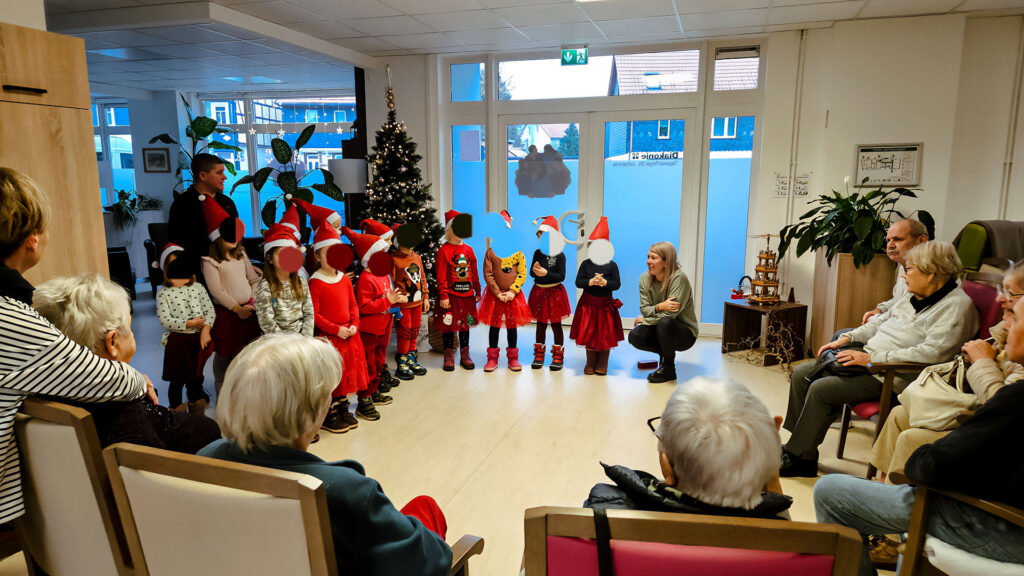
[628,316,697,359]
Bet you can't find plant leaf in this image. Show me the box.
[917,210,936,239]
[277,171,298,194]
[214,127,231,133]
[311,182,344,201]
[191,116,218,139]
[871,229,885,251]
[796,228,815,257]
[252,167,274,192]
[261,200,278,229]
[148,133,178,145]
[224,163,237,176]
[292,187,315,203]
[798,206,823,220]
[205,141,242,152]
[230,174,254,194]
[271,138,292,165]
[294,124,316,151]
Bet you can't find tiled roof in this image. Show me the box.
[712,58,759,91]
[611,51,700,95]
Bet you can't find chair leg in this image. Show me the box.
[898,486,932,576]
[836,404,852,460]
[865,463,877,480]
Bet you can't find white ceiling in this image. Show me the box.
[44,0,1024,94]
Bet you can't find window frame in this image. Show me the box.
[92,100,132,206]
[657,119,671,140]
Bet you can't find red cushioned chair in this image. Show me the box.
[524,507,861,576]
[836,280,1002,478]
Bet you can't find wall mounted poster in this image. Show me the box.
[854,143,922,187]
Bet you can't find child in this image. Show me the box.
[529,215,572,371]
[309,222,366,433]
[478,211,532,372]
[343,226,406,421]
[390,223,430,380]
[362,218,401,389]
[200,197,262,398]
[254,224,314,337]
[570,217,623,376]
[435,210,481,371]
[155,243,215,413]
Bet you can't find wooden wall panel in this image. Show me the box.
[810,251,897,351]
[0,22,90,110]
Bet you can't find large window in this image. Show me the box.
[93,102,134,205]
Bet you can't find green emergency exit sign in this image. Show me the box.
[561,46,588,66]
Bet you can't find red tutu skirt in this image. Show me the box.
[162,332,211,381]
[435,294,478,333]
[570,292,624,350]
[528,284,572,323]
[477,290,533,328]
[210,304,262,357]
[321,333,369,397]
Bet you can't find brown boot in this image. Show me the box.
[584,350,596,375]
[594,350,609,376]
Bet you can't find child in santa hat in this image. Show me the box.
[156,243,215,412]
[570,216,624,375]
[309,220,367,433]
[199,196,263,398]
[529,215,572,371]
[479,210,533,372]
[343,226,407,420]
[361,218,402,389]
[388,223,430,380]
[254,223,313,337]
[435,210,481,371]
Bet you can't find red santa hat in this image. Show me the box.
[292,198,341,230]
[587,216,614,265]
[361,218,395,241]
[444,209,460,229]
[499,209,513,228]
[200,194,233,241]
[155,243,183,270]
[535,215,564,256]
[312,222,343,252]
[281,203,301,240]
[263,224,298,253]
[341,226,390,268]
[536,215,559,235]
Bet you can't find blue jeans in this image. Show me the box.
[814,474,1024,576]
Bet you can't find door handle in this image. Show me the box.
[3,84,48,95]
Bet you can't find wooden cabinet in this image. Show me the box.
[809,251,897,351]
[0,22,107,284]
[0,22,90,110]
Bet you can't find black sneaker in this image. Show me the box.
[647,361,677,384]
[356,396,380,421]
[378,377,392,394]
[408,351,427,376]
[371,391,393,405]
[394,354,415,381]
[381,365,399,388]
[321,400,357,433]
[779,450,819,478]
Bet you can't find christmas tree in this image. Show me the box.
[364,71,446,308]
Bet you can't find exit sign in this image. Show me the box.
[561,46,588,66]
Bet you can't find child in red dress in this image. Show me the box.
[570,217,624,376]
[529,215,572,371]
[478,210,532,372]
[435,210,481,371]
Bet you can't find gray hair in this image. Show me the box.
[32,274,131,354]
[657,377,780,510]
[905,240,962,279]
[898,218,929,240]
[217,334,341,453]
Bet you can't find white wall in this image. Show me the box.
[0,0,45,30]
[128,91,184,219]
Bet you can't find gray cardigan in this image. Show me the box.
[639,269,698,338]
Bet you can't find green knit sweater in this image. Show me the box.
[638,268,698,337]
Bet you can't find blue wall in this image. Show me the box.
[701,157,752,323]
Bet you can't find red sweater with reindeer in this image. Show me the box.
[435,242,480,301]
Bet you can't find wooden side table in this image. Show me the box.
[722,299,807,366]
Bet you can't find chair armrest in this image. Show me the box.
[867,362,929,373]
[887,472,1024,527]
[955,410,975,425]
[889,471,912,485]
[449,534,484,576]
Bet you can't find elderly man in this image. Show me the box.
[813,293,1024,576]
[586,377,792,518]
[860,218,930,325]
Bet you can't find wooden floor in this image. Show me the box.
[0,293,892,575]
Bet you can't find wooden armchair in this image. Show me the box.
[890,472,1024,576]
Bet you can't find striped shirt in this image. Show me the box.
[0,296,147,523]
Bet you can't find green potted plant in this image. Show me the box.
[105,189,139,230]
[149,94,243,196]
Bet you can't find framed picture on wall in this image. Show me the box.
[854,143,922,187]
[142,148,171,173]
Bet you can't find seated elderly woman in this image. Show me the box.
[199,334,452,576]
[586,377,792,518]
[782,240,979,477]
[33,274,221,453]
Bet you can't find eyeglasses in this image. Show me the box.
[647,416,661,436]
[904,265,918,274]
[1002,286,1024,302]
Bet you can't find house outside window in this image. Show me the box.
[711,117,737,139]
[657,120,671,139]
[305,109,318,123]
[644,72,662,91]
[333,110,347,122]
[211,103,229,124]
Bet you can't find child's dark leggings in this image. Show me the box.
[488,326,517,348]
[535,322,564,346]
[168,378,208,408]
[442,330,470,350]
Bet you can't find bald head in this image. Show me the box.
[886,219,930,267]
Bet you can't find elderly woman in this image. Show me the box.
[33,275,221,453]
[587,377,792,518]
[0,167,150,525]
[199,334,452,576]
[782,241,979,477]
[629,242,698,383]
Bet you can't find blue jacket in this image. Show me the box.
[198,439,452,576]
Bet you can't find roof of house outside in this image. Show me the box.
[610,51,700,95]
[712,58,760,91]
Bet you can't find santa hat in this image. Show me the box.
[292,198,341,230]
[281,203,301,240]
[263,224,298,253]
[312,222,342,252]
[499,210,513,228]
[444,209,460,229]
[361,218,395,241]
[155,243,183,270]
[588,216,610,243]
[342,226,390,268]
[536,215,559,235]
[200,194,233,241]
[587,216,614,265]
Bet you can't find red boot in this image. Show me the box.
[507,347,522,372]
[443,348,455,372]
[550,345,564,371]
[483,347,500,372]
[459,346,475,370]
[531,343,546,370]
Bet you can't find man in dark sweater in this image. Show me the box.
[167,153,238,277]
[813,293,1024,576]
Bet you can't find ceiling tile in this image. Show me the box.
[379,0,486,14]
[198,22,267,40]
[139,25,237,43]
[374,49,415,56]
[100,60,164,72]
[858,0,960,17]
[232,1,325,24]
[289,0,400,19]
[193,40,281,56]
[478,0,573,7]
[447,26,531,43]
[247,52,319,65]
[333,36,402,52]
[78,30,167,47]
[580,0,675,20]
[191,55,267,67]
[57,0,140,8]
[145,44,233,58]
[955,0,1024,9]
[765,20,834,31]
[288,20,365,39]
[82,38,121,50]
[492,4,589,26]
[774,0,857,5]
[675,0,772,13]
[86,47,167,60]
[251,37,304,51]
[680,8,768,29]
[606,31,685,43]
[685,25,765,37]
[596,16,680,36]
[380,32,466,49]
[144,58,205,70]
[520,21,605,41]
[345,15,436,35]
[768,1,865,24]
[413,9,509,31]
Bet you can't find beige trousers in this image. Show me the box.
[869,405,951,481]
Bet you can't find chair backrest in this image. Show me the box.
[14,398,133,575]
[524,507,861,576]
[104,443,336,576]
[147,223,169,254]
[961,280,1001,340]
[955,223,988,272]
